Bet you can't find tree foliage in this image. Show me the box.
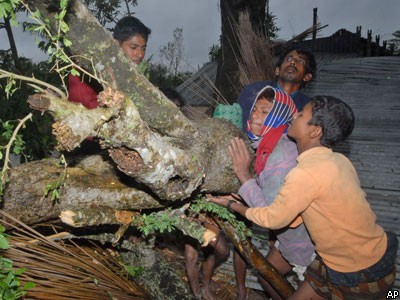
[147,27,192,89]
[159,28,186,78]
[83,0,137,26]
[208,42,222,62]
[0,224,35,300]
[387,29,400,55]
[0,50,58,163]
[147,61,191,88]
[264,0,280,39]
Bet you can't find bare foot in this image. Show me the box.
[201,286,218,300]
[190,285,202,299]
[236,288,248,300]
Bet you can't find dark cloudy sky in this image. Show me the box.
[135,0,399,68]
[1,0,399,68]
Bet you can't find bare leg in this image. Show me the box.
[184,238,202,299]
[258,244,293,300]
[233,250,248,300]
[289,281,326,300]
[201,234,230,300]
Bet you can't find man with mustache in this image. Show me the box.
[238,47,316,131]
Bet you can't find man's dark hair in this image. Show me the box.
[113,16,151,43]
[308,95,355,148]
[276,46,317,79]
[160,87,186,107]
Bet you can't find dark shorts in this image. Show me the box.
[304,232,398,299]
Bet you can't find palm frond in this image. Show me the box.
[236,10,276,86]
[0,210,148,300]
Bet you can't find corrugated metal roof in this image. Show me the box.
[176,61,218,106]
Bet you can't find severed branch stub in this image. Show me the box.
[108,147,145,176]
[214,218,295,299]
[59,206,212,246]
[27,92,52,112]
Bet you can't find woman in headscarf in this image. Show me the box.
[231,86,315,300]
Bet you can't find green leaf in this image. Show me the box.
[32,24,45,32]
[70,69,80,76]
[0,257,13,269]
[30,10,41,19]
[0,235,9,250]
[23,281,35,290]
[13,268,26,276]
[0,3,11,19]
[93,277,99,286]
[123,265,144,277]
[51,189,59,201]
[60,0,68,9]
[63,38,72,47]
[60,21,69,33]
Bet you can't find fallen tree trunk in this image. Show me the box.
[21,0,243,202]
[3,115,244,219]
[3,155,161,225]
[2,0,243,259]
[27,88,243,202]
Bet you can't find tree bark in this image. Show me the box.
[3,155,163,225]
[120,239,197,300]
[215,0,267,103]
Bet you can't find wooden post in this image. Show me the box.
[383,40,388,55]
[367,30,372,57]
[375,35,380,56]
[356,26,362,56]
[312,7,318,51]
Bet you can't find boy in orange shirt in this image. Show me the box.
[208,95,398,299]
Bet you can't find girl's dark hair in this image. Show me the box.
[308,95,355,148]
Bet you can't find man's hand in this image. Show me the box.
[205,194,233,207]
[206,194,249,218]
[229,137,253,184]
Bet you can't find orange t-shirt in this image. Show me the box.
[246,147,387,272]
